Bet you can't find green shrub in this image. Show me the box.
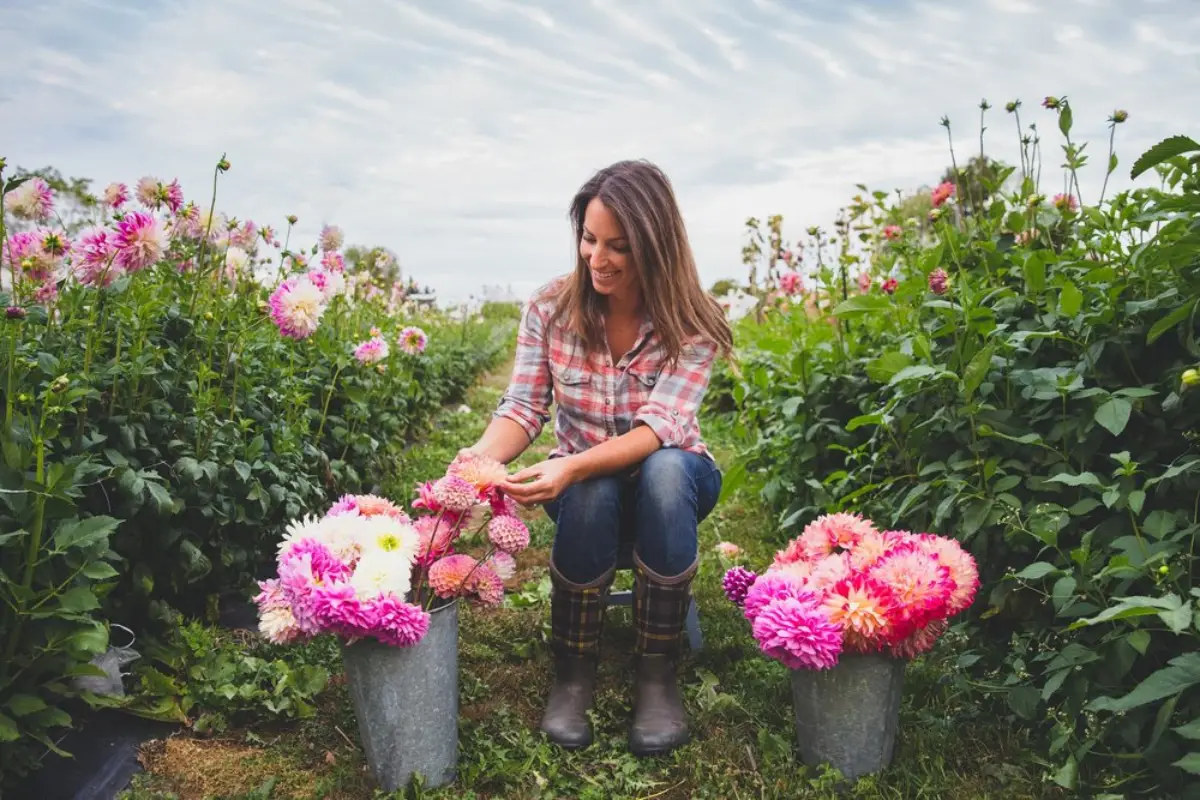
[0,159,508,780]
[716,103,1200,796]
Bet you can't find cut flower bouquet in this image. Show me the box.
[722,512,979,670]
[256,451,527,648]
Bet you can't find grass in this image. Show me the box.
[120,365,1062,800]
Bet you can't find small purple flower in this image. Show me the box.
[722,566,758,607]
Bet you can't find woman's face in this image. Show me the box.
[580,197,638,301]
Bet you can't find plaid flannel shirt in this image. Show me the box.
[494,282,717,460]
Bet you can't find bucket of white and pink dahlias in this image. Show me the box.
[722,513,979,781]
[255,452,527,792]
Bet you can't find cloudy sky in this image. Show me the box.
[3,0,1198,303]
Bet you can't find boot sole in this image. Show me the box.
[629,735,689,757]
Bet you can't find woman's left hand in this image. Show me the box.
[502,458,578,506]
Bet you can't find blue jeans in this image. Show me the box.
[544,448,722,584]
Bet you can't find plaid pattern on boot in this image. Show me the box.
[549,560,615,659]
[633,552,699,658]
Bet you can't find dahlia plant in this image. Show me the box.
[723,512,978,670]
[256,451,527,648]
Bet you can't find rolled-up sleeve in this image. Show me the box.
[493,299,553,442]
[633,339,717,448]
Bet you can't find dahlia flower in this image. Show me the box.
[319,224,344,253]
[162,179,184,214]
[472,563,505,605]
[103,182,128,209]
[135,176,161,209]
[350,549,413,600]
[398,325,428,355]
[448,451,509,494]
[714,541,743,560]
[4,177,54,221]
[487,551,517,580]
[857,272,872,293]
[112,210,165,272]
[321,251,345,273]
[868,544,955,637]
[779,270,802,296]
[357,515,420,564]
[881,278,899,295]
[807,551,853,592]
[371,594,430,646]
[882,224,902,240]
[751,596,843,670]
[889,618,948,659]
[268,275,326,339]
[72,228,121,287]
[823,574,900,652]
[1053,193,1079,213]
[428,554,479,598]
[354,336,390,365]
[722,566,757,606]
[414,516,455,563]
[914,534,979,615]
[928,268,949,296]
[433,475,477,513]
[307,267,345,301]
[255,579,304,645]
[743,572,816,622]
[487,514,530,554]
[931,181,956,208]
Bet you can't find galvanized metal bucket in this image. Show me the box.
[342,599,459,791]
[789,652,906,781]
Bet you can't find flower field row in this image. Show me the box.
[0,157,512,782]
[709,100,1200,796]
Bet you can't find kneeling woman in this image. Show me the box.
[463,160,733,755]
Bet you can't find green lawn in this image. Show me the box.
[120,367,1060,800]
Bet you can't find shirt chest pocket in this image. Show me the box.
[625,365,659,407]
[550,363,592,408]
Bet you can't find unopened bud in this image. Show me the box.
[1182,368,1200,388]
[286,215,298,225]
[1111,109,1128,124]
[217,157,231,172]
[50,375,69,394]
[1042,96,1061,110]
[5,306,25,320]
[1005,101,1019,113]
[1158,565,1170,575]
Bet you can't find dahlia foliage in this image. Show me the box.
[723,513,978,670]
[256,451,527,648]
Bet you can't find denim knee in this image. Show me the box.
[547,476,623,585]
[633,449,721,576]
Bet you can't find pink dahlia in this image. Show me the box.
[807,551,853,592]
[309,581,372,636]
[821,512,878,550]
[72,228,121,287]
[779,269,803,296]
[371,594,430,646]
[230,219,258,250]
[414,516,455,563]
[412,480,441,513]
[722,566,757,606]
[103,182,128,209]
[882,224,902,240]
[881,277,899,295]
[472,563,505,605]
[823,574,900,652]
[268,275,326,339]
[868,544,955,637]
[433,475,477,513]
[162,179,184,214]
[321,251,345,273]
[255,578,304,644]
[928,267,949,295]
[4,177,54,221]
[714,541,743,560]
[847,528,905,572]
[487,515,530,554]
[931,181,956,208]
[33,282,58,304]
[752,596,843,670]
[398,326,428,355]
[743,572,816,622]
[448,451,509,495]
[889,618,948,659]
[914,534,979,615]
[428,553,479,598]
[279,537,350,582]
[857,272,872,293]
[354,494,409,520]
[112,210,165,272]
[319,224,344,253]
[354,336,390,365]
[307,267,345,301]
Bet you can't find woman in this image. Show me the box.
[462,159,733,756]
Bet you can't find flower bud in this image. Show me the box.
[1158,565,1170,575]
[217,157,231,172]
[1042,96,1061,110]
[287,215,298,225]
[50,375,69,394]
[1182,368,1200,388]
[5,306,26,320]
[204,311,214,321]
[1005,101,1018,113]
[1111,109,1128,124]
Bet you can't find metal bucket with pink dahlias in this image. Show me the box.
[255,450,527,792]
[722,512,979,781]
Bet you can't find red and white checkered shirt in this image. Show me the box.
[494,280,718,460]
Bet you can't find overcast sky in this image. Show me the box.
[3,0,1198,303]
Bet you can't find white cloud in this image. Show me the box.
[1,0,1196,303]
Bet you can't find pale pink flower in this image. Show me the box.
[135,176,162,209]
[319,224,344,253]
[307,267,345,301]
[448,451,509,495]
[354,336,390,365]
[4,177,54,221]
[487,515,530,554]
[230,220,258,250]
[928,268,949,295]
[715,541,743,560]
[268,275,326,339]
[255,578,304,644]
[112,211,165,272]
[882,224,902,240]
[33,282,58,304]
[1052,193,1078,213]
[414,516,455,563]
[472,563,505,605]
[807,551,853,592]
[487,551,517,580]
[857,272,872,293]
[778,270,803,296]
[321,251,345,273]
[103,182,128,209]
[433,475,476,513]
[1015,229,1037,246]
[398,326,428,355]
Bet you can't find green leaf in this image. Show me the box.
[1173,718,1200,740]
[1007,686,1040,720]
[81,562,119,580]
[866,351,913,383]
[1070,595,1182,629]
[1095,397,1133,437]
[962,345,994,400]
[832,294,893,318]
[1160,603,1193,634]
[1052,576,1077,612]
[1053,755,1078,790]
[1023,251,1048,293]
[1047,471,1102,488]
[1172,753,1200,775]
[0,713,18,742]
[1128,490,1146,515]
[1058,281,1083,318]
[5,694,48,717]
[1089,653,1200,713]
[58,587,100,612]
[888,365,941,386]
[1015,562,1059,580]
[846,413,884,432]
[1130,135,1200,179]
[53,515,120,551]
[1147,300,1198,344]
[1058,104,1073,137]
[1128,629,1151,654]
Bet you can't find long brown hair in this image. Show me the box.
[544,159,733,366]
